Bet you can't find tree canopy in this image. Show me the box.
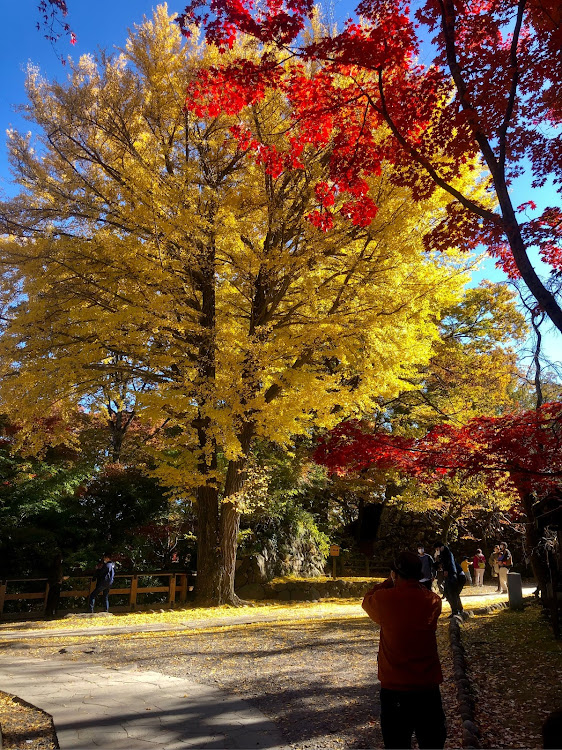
[314,402,562,501]
[0,6,480,603]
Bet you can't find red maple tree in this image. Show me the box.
[313,402,562,500]
[313,402,562,592]
[178,0,562,332]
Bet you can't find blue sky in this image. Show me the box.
[1,1,560,368]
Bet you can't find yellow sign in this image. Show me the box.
[329,544,340,557]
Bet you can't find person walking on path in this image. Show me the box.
[497,542,513,594]
[417,545,435,591]
[473,549,486,587]
[362,551,446,749]
[489,545,501,591]
[434,540,464,616]
[88,553,115,613]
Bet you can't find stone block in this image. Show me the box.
[507,572,523,610]
[235,584,266,600]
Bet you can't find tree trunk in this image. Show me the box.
[218,499,242,604]
[438,0,562,334]
[195,483,222,605]
[217,427,254,605]
[521,492,550,596]
[193,226,221,606]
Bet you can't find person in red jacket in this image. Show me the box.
[362,550,446,749]
[473,548,486,587]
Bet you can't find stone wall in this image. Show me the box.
[235,576,375,602]
[235,535,327,590]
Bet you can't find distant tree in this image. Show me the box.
[387,281,528,432]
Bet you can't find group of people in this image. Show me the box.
[488,543,514,593]
[459,543,513,592]
[418,541,513,615]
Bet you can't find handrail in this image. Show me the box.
[0,570,196,618]
[2,570,195,582]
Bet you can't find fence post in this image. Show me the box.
[178,574,188,604]
[130,575,138,611]
[44,582,50,612]
[168,574,176,607]
[0,581,6,615]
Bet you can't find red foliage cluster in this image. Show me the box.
[313,403,562,498]
[178,0,562,331]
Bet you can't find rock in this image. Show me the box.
[236,583,266,600]
[276,589,291,601]
[463,720,480,736]
[290,588,312,601]
[235,554,269,587]
[462,728,481,748]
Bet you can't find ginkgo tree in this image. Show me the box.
[1,6,485,603]
[176,0,562,333]
[386,281,528,431]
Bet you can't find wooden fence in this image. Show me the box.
[0,572,195,618]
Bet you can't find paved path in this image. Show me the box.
[0,656,288,749]
[0,588,533,749]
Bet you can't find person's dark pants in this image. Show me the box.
[380,686,447,749]
[88,585,110,613]
[444,579,464,615]
[45,583,61,617]
[420,580,433,591]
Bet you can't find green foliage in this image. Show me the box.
[65,464,173,569]
[235,443,330,570]
[0,412,185,576]
[0,426,92,576]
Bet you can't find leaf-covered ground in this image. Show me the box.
[462,601,562,749]
[1,586,535,749]
[0,692,57,750]
[0,581,513,633]
[4,609,461,749]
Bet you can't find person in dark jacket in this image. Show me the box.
[434,540,464,616]
[417,545,435,590]
[88,553,115,613]
[362,551,446,749]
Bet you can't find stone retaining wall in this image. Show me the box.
[236,577,375,602]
